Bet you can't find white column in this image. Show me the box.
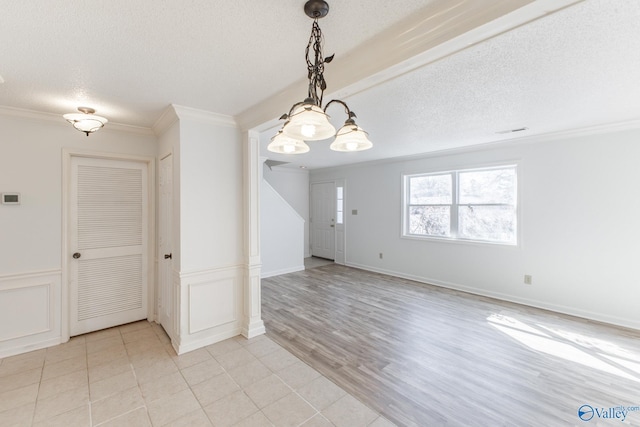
[242,130,265,338]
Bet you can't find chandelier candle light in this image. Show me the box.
[268,0,373,154]
[63,107,108,136]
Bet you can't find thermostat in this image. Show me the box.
[2,193,20,205]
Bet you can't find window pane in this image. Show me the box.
[409,175,452,204]
[408,206,450,236]
[459,168,516,204]
[337,212,343,224]
[458,205,516,242]
[337,187,343,199]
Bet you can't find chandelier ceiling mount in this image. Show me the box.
[63,106,108,136]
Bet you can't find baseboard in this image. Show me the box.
[175,327,242,355]
[346,262,640,331]
[261,265,305,279]
[242,318,266,339]
[0,337,64,359]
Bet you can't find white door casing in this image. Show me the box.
[310,182,335,260]
[69,156,149,336]
[158,154,174,339]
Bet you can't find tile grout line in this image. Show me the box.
[86,342,92,427]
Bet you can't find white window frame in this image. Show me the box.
[336,185,344,225]
[402,164,518,245]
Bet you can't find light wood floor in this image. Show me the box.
[262,264,640,427]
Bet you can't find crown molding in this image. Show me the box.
[0,105,154,136]
[311,118,640,173]
[152,105,179,136]
[172,104,236,128]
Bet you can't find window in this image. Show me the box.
[336,186,344,224]
[404,165,517,244]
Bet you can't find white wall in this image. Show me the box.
[179,117,243,272]
[311,125,640,330]
[263,165,310,257]
[0,112,157,357]
[260,180,305,277]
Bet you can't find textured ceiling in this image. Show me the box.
[2,0,640,170]
[260,0,640,169]
[0,0,432,127]
[349,0,640,158]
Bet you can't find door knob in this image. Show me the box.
[72,252,81,259]
[164,253,172,259]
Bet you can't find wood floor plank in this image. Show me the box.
[262,264,640,427]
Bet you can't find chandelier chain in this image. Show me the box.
[305,20,331,107]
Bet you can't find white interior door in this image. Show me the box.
[69,156,148,336]
[158,154,173,338]
[310,182,335,260]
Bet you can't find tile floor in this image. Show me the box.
[0,321,395,427]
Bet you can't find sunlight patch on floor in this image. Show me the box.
[487,314,640,383]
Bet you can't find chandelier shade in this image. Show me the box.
[267,130,310,154]
[282,102,336,141]
[63,107,108,136]
[330,121,373,152]
[268,0,372,155]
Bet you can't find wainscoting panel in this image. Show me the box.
[0,270,62,358]
[176,265,243,354]
[189,277,236,334]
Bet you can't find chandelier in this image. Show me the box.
[268,0,372,154]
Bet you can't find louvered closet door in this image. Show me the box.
[69,156,148,336]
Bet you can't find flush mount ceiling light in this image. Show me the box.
[268,0,372,154]
[63,107,108,136]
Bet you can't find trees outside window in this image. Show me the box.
[405,166,517,244]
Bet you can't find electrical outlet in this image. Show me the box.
[524,275,532,285]
[379,253,383,259]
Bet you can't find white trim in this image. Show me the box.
[0,268,62,280]
[261,265,305,279]
[0,338,63,359]
[173,104,236,128]
[179,264,245,280]
[0,105,153,136]
[401,164,519,246]
[175,328,242,355]
[243,130,265,339]
[174,265,245,354]
[0,270,62,358]
[152,106,179,136]
[346,262,640,331]
[312,119,640,174]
